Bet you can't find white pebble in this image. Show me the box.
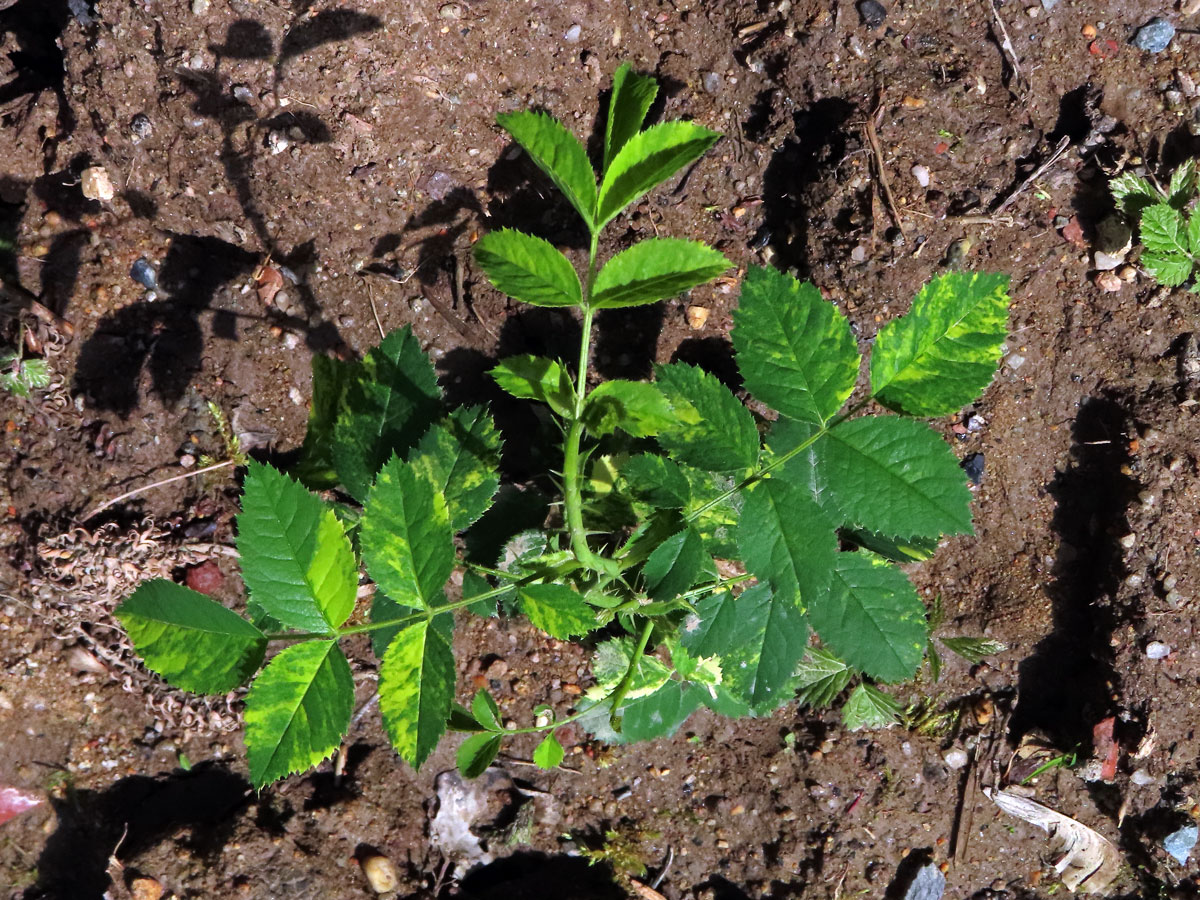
[944,748,969,769]
[911,164,931,187]
[1146,641,1170,660]
[361,853,398,894]
[564,24,582,43]
[1131,768,1156,785]
[81,166,115,202]
[1005,353,1026,370]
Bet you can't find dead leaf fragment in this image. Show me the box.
[985,787,1121,894]
[81,166,115,202]
[1092,716,1118,781]
[630,881,667,900]
[255,265,285,306]
[686,305,710,330]
[130,876,165,900]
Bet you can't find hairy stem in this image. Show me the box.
[605,619,656,731]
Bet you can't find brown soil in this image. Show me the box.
[3,0,1200,898]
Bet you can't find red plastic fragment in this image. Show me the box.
[1093,716,1119,781]
[0,785,42,826]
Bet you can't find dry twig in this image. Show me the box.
[863,102,907,238]
[83,459,237,521]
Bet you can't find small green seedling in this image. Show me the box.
[114,63,1011,789]
[1111,158,1200,289]
[1,348,50,397]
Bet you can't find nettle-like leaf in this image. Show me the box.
[870,272,1011,417]
[518,583,599,639]
[244,640,354,789]
[457,732,502,778]
[655,362,758,472]
[738,476,837,608]
[620,454,691,508]
[1139,202,1197,287]
[591,239,730,309]
[940,636,1007,664]
[496,110,597,225]
[379,616,456,769]
[115,580,266,694]
[408,405,502,532]
[362,456,455,610]
[809,552,928,684]
[490,355,574,418]
[732,266,861,426]
[582,379,673,437]
[1167,158,1198,208]
[237,463,358,634]
[295,353,355,490]
[596,121,721,227]
[604,61,658,173]
[533,732,565,769]
[332,327,441,501]
[794,648,854,709]
[643,526,708,601]
[812,416,974,539]
[842,683,902,731]
[474,229,583,308]
[369,591,415,659]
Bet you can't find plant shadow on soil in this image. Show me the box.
[1010,395,1136,758]
[27,764,252,900]
[453,851,625,900]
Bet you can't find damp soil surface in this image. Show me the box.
[3,0,1200,898]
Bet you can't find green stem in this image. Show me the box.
[606,619,656,731]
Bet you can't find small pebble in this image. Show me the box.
[1118,533,1136,550]
[1081,23,1097,39]
[1145,641,1170,660]
[1094,270,1122,292]
[438,2,462,18]
[81,166,114,202]
[186,560,224,596]
[911,164,930,187]
[1163,823,1199,865]
[1131,767,1156,785]
[361,853,399,894]
[944,748,969,769]
[851,245,868,263]
[1005,353,1026,370]
[130,877,164,900]
[962,452,985,485]
[563,23,582,43]
[1133,17,1175,53]
[129,113,153,141]
[231,84,254,104]
[702,71,722,94]
[1040,0,1058,9]
[66,646,108,675]
[902,863,946,900]
[857,0,887,28]
[191,0,209,13]
[130,258,157,289]
[179,453,196,468]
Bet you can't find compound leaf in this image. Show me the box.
[532,732,565,769]
[591,239,729,309]
[715,583,809,714]
[295,353,356,490]
[490,355,574,418]
[794,648,853,709]
[870,272,1010,417]
[362,457,455,610]
[842,683,902,730]
[643,526,708,601]
[597,121,720,227]
[496,110,597,224]
[620,454,691,508]
[474,228,583,308]
[732,266,861,425]
[737,476,837,608]
[810,552,927,683]
[582,379,673,437]
[518,583,598,639]
[332,327,441,501]
[379,616,456,769]
[115,579,266,694]
[604,61,658,172]
[457,733,502,778]
[654,362,758,472]
[816,416,973,538]
[238,463,358,633]
[244,640,353,789]
[408,406,502,532]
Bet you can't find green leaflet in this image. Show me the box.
[620,454,691,508]
[532,732,565,769]
[842,683,902,730]
[680,466,741,557]
[379,616,456,769]
[1139,203,1197,286]
[642,526,708,601]
[870,272,1010,417]
[361,456,455,610]
[244,640,354,789]
[655,362,758,472]
[408,406,502,532]
[115,579,266,694]
[679,588,742,657]
[369,591,416,659]
[793,648,854,709]
[294,353,356,490]
[809,552,927,683]
[940,636,1006,664]
[590,239,729,309]
[814,416,974,539]
[490,355,574,418]
[582,379,674,437]
[237,463,358,634]
[474,229,584,308]
[737,476,837,608]
[457,733,502,778]
[332,327,441,501]
[471,689,503,731]
[597,121,721,227]
[620,681,701,741]
[518,583,599,639]
[496,110,597,225]
[710,583,809,714]
[732,266,861,426]
[604,61,658,173]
